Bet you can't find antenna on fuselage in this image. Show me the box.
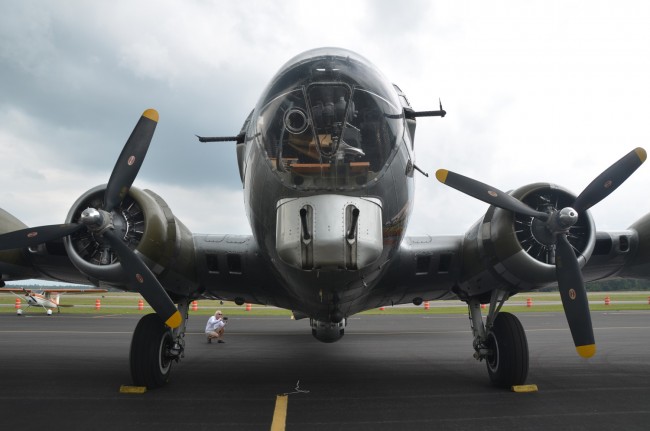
[404,99,445,178]
[404,98,446,119]
[195,133,245,143]
[413,164,429,177]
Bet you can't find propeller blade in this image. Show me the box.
[104,109,159,212]
[435,169,548,219]
[103,230,181,328]
[573,147,647,213]
[0,224,84,250]
[555,234,596,358]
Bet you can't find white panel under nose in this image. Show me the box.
[276,195,383,270]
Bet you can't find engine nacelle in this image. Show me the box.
[311,318,346,343]
[0,209,40,282]
[62,185,197,294]
[458,183,596,297]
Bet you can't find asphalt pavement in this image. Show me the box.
[0,311,648,430]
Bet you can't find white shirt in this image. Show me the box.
[205,316,226,332]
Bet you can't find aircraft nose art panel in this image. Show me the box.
[276,195,382,270]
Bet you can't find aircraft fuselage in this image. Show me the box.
[241,48,415,321]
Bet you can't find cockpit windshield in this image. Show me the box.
[254,48,405,190]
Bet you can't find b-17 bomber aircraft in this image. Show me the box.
[1,47,649,389]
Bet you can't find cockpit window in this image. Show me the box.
[254,49,404,190]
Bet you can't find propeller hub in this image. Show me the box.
[557,207,578,229]
[79,208,103,228]
[531,207,579,247]
[79,208,114,235]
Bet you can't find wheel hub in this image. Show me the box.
[485,332,499,373]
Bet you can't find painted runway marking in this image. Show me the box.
[269,381,309,430]
[270,394,288,431]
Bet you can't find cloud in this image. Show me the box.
[1,0,650,242]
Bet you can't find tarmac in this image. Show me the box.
[0,310,648,430]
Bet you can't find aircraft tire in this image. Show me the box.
[130,313,174,389]
[485,312,529,388]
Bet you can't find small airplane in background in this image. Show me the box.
[0,287,107,315]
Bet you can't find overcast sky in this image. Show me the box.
[1,0,649,242]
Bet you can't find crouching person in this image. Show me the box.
[205,310,228,343]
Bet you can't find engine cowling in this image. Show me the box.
[62,185,197,293]
[458,183,596,297]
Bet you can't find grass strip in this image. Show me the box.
[1,291,649,316]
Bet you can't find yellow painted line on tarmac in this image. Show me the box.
[119,385,147,394]
[270,394,288,431]
[512,384,538,393]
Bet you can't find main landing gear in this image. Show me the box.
[468,290,529,388]
[129,299,190,389]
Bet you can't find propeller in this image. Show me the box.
[0,109,182,329]
[104,112,159,212]
[436,147,647,358]
[0,224,85,249]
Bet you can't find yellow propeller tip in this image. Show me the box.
[435,169,449,183]
[143,109,159,123]
[635,147,647,163]
[576,344,596,358]
[165,310,182,328]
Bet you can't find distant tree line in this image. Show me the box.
[586,278,650,291]
[537,278,650,292]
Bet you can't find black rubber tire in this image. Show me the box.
[130,313,174,389]
[485,312,529,388]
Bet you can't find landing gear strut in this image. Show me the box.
[469,290,529,388]
[129,299,190,388]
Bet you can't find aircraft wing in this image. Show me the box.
[374,235,463,307]
[1,222,646,315]
[0,288,39,294]
[0,288,108,294]
[383,222,650,309]
[40,288,108,294]
[190,234,290,308]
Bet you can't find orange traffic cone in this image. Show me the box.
[15,298,21,309]
[424,301,430,310]
[526,298,533,308]
[605,296,611,306]
[137,299,144,310]
[191,301,198,311]
[245,303,252,311]
[95,299,101,310]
